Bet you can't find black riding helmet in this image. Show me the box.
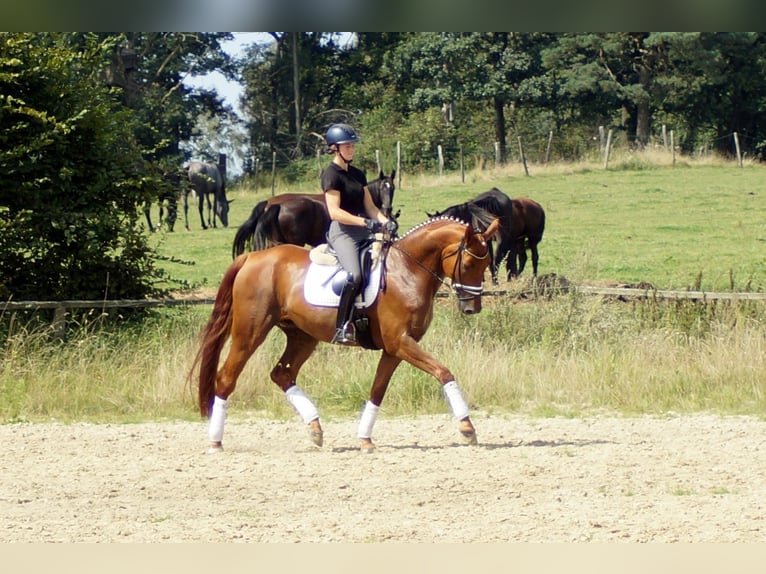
[325,123,359,151]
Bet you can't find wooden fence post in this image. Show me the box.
[375,149,382,174]
[518,136,529,176]
[603,129,613,169]
[544,130,553,164]
[271,151,277,196]
[396,141,402,190]
[670,130,675,166]
[437,145,444,177]
[733,132,743,167]
[459,143,465,183]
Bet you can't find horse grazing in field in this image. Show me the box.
[231,170,396,258]
[190,215,500,453]
[429,188,545,282]
[186,161,231,230]
[144,171,183,232]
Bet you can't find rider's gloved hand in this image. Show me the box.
[384,219,399,235]
[364,219,383,233]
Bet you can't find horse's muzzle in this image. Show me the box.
[454,283,483,314]
[458,296,482,315]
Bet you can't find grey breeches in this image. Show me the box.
[327,221,369,289]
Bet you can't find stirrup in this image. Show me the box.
[331,323,356,345]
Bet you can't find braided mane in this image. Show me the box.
[397,215,469,240]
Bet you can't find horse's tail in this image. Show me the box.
[190,255,247,417]
[253,203,284,250]
[231,200,267,258]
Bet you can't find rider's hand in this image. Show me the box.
[364,219,383,233]
[384,219,399,235]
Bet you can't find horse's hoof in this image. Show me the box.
[207,443,224,454]
[359,438,376,453]
[460,431,478,445]
[308,420,323,447]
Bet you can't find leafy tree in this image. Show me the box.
[0,33,164,301]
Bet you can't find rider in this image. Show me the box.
[322,123,397,345]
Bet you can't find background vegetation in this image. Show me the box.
[3,158,766,424]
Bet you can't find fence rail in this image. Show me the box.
[5,286,766,314]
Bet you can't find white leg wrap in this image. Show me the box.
[357,401,380,439]
[442,380,470,420]
[208,396,228,443]
[285,385,319,424]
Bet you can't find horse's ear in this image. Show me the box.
[378,170,384,179]
[482,218,501,240]
[390,169,396,179]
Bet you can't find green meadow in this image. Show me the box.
[3,155,766,423]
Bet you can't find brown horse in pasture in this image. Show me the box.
[429,188,545,282]
[191,215,500,453]
[231,170,396,258]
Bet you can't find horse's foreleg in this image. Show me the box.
[530,242,539,276]
[390,336,478,446]
[358,352,402,452]
[271,329,322,446]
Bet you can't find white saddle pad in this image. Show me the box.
[303,261,383,308]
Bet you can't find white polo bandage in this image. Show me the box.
[442,380,470,420]
[286,385,320,424]
[357,401,380,439]
[208,395,228,443]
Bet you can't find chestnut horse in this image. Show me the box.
[191,215,500,453]
[231,170,396,257]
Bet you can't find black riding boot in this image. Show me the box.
[331,278,358,345]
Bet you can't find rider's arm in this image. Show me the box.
[325,189,368,226]
[362,187,389,225]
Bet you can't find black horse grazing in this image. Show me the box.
[232,169,396,258]
[429,188,545,282]
[186,161,231,230]
[144,170,183,232]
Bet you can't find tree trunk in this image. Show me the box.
[292,32,302,157]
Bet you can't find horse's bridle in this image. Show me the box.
[440,238,489,301]
[391,236,489,301]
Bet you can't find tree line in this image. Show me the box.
[241,32,766,177]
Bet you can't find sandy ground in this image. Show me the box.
[1,412,764,543]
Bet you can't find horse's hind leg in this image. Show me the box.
[271,328,323,446]
[207,309,274,453]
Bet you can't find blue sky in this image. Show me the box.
[183,32,269,112]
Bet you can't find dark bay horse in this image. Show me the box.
[231,170,396,258]
[191,215,500,453]
[144,170,183,232]
[429,188,545,282]
[187,161,231,230]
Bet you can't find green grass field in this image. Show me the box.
[151,158,766,293]
[3,155,766,423]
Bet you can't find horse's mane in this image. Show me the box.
[397,215,469,241]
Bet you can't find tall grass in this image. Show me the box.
[3,284,766,423]
[4,155,766,422]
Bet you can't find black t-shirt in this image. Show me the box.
[320,163,368,217]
